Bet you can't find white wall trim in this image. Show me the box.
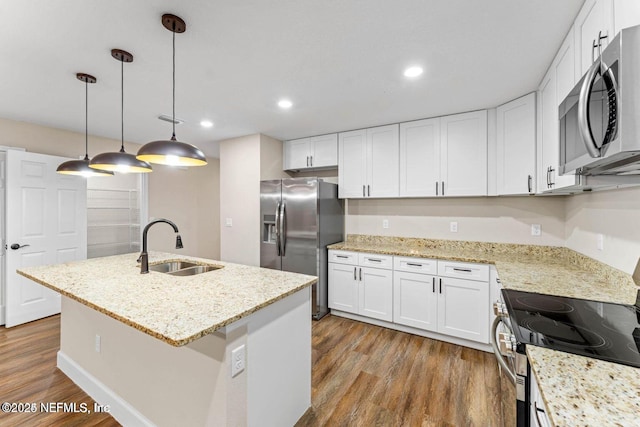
[330,309,493,353]
[0,305,4,325]
[57,351,156,427]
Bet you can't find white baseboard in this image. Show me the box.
[57,351,156,427]
[0,305,5,326]
[330,310,493,353]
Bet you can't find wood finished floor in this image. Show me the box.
[0,314,504,427]
[297,315,504,427]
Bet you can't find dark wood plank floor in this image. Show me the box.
[297,315,504,427]
[1,314,504,427]
[0,315,119,427]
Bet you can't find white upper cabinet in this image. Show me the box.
[614,0,640,34]
[283,134,338,171]
[399,118,440,197]
[399,112,487,198]
[339,124,399,198]
[440,110,488,197]
[555,27,577,106]
[574,0,614,79]
[496,93,536,195]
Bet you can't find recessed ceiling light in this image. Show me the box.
[403,66,423,78]
[200,120,214,128]
[278,99,293,109]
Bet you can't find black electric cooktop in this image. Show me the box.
[501,289,640,368]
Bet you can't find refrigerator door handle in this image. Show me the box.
[275,201,281,256]
[280,202,287,256]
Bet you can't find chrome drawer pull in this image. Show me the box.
[368,258,382,262]
[336,255,349,259]
[453,267,472,273]
[406,262,422,267]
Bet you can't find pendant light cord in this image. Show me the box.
[120,58,125,152]
[171,24,176,141]
[84,79,89,161]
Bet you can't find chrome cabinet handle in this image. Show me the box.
[439,278,442,293]
[367,185,370,197]
[453,267,472,273]
[406,262,422,267]
[367,258,382,263]
[432,277,435,293]
[336,255,349,259]
[548,167,555,187]
[436,181,438,196]
[592,39,598,63]
[527,175,532,193]
[354,267,357,280]
[306,156,309,167]
[10,243,30,250]
[359,267,362,281]
[362,185,365,197]
[441,181,445,196]
[310,155,313,166]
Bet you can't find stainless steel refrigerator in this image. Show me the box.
[260,178,344,319]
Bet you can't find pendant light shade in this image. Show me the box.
[90,49,152,173]
[57,73,114,177]
[136,14,207,167]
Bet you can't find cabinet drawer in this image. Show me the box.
[394,256,437,274]
[328,250,358,266]
[437,260,489,282]
[358,253,393,269]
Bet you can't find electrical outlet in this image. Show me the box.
[382,219,389,229]
[531,224,541,236]
[95,335,101,353]
[597,234,604,251]
[450,221,458,233]
[225,218,233,227]
[231,344,245,377]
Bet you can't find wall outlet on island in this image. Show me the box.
[225,218,233,227]
[231,344,245,377]
[450,221,458,233]
[95,334,101,353]
[382,219,389,229]
[531,224,541,236]
[597,234,604,251]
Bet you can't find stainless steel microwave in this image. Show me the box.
[560,25,640,176]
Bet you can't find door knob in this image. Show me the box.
[10,243,30,250]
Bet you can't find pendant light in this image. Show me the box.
[136,14,207,167]
[57,74,114,177]
[90,49,152,173]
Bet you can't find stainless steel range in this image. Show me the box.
[492,289,640,426]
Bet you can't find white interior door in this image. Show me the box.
[5,150,87,327]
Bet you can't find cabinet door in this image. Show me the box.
[393,271,437,331]
[399,119,440,197]
[614,0,640,34]
[310,134,338,168]
[359,267,393,322]
[555,28,576,115]
[440,111,488,196]
[328,263,358,313]
[338,129,367,198]
[367,124,399,198]
[496,93,536,195]
[574,0,614,79]
[437,277,489,343]
[284,138,311,171]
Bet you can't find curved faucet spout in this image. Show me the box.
[138,218,182,274]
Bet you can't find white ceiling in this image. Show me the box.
[0,0,584,158]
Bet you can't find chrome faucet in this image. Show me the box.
[137,218,183,274]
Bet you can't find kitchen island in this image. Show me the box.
[17,252,317,427]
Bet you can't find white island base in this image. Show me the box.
[57,288,311,427]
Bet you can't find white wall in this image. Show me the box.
[565,186,640,274]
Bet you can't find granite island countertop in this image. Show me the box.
[17,252,317,346]
[329,235,640,427]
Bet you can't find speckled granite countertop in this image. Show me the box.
[328,235,639,305]
[329,235,640,427]
[17,252,316,347]
[527,346,640,427]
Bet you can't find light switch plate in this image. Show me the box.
[225,218,233,227]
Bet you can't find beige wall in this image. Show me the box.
[346,196,567,246]
[147,161,220,259]
[219,134,288,266]
[565,186,640,274]
[1,117,220,259]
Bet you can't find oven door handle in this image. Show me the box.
[491,316,516,384]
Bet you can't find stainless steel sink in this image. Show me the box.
[148,261,222,276]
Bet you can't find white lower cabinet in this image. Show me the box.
[437,276,489,343]
[330,250,491,346]
[328,251,393,322]
[393,271,437,330]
